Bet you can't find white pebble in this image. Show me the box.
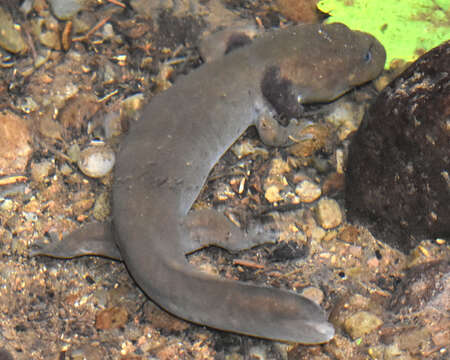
[78,144,115,178]
[295,180,322,203]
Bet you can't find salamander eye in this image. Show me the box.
[364,46,373,63]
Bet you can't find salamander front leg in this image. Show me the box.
[256,113,316,147]
[182,208,277,254]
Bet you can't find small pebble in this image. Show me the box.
[0,112,32,176]
[78,144,115,178]
[18,97,39,114]
[383,344,404,359]
[67,143,81,163]
[248,345,267,360]
[316,198,343,229]
[214,183,235,201]
[31,160,53,183]
[0,199,14,211]
[70,345,103,360]
[324,101,364,141]
[121,93,145,118]
[268,158,291,175]
[310,226,326,242]
[48,0,84,20]
[264,185,283,203]
[95,306,128,330]
[264,173,288,186]
[93,192,111,221]
[59,163,73,176]
[102,112,122,139]
[39,30,61,50]
[344,311,383,339]
[0,7,27,53]
[301,286,324,305]
[20,0,34,15]
[102,61,119,85]
[295,180,321,203]
[287,123,330,157]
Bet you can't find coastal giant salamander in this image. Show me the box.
[34,23,385,343]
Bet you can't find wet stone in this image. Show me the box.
[324,100,365,141]
[0,112,32,176]
[368,344,404,360]
[102,111,123,139]
[264,174,289,203]
[268,158,291,175]
[95,306,128,330]
[93,192,111,221]
[248,345,269,360]
[31,160,53,183]
[264,184,283,203]
[295,180,321,203]
[118,93,146,134]
[343,311,383,339]
[310,226,326,242]
[39,29,61,50]
[59,93,101,134]
[70,345,104,360]
[301,286,324,305]
[78,144,115,178]
[48,0,86,20]
[0,7,27,53]
[345,41,450,252]
[286,123,331,158]
[316,198,343,229]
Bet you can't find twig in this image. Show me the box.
[0,175,27,186]
[73,16,112,42]
[233,259,265,269]
[107,0,126,8]
[23,25,37,63]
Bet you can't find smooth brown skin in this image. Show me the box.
[34,23,386,343]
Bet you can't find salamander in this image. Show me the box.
[33,23,385,343]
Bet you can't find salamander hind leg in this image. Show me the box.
[182,208,277,253]
[198,25,260,63]
[30,222,122,260]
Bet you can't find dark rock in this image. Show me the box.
[345,41,450,252]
